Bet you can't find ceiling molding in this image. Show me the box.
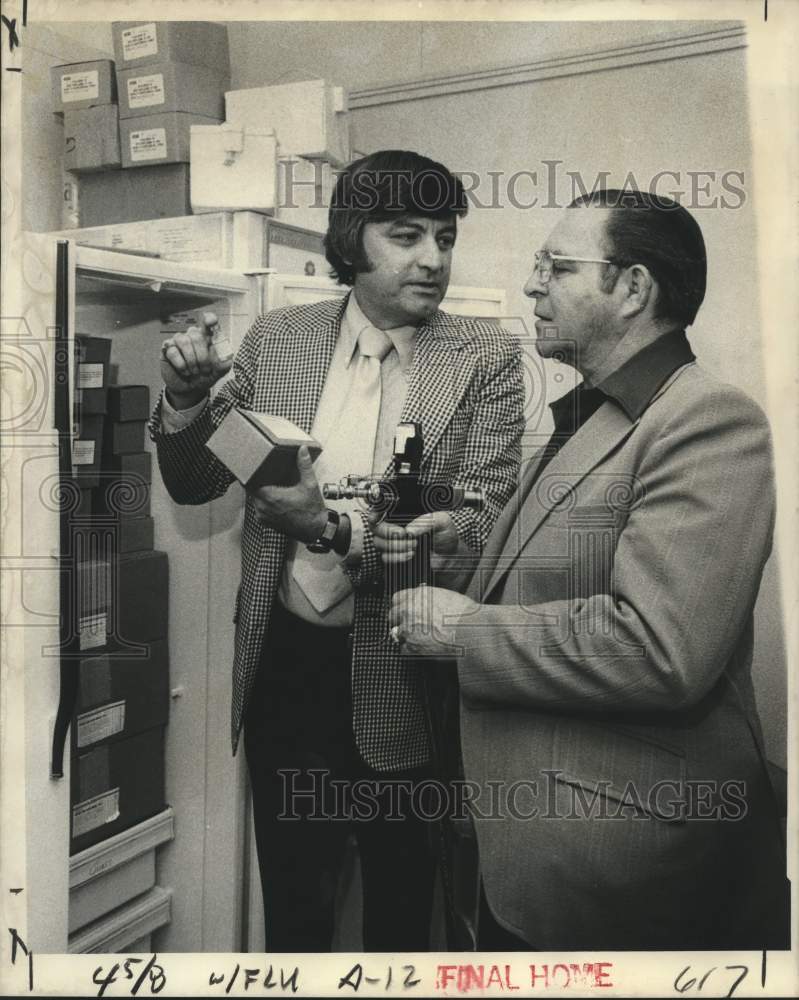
[349,24,747,109]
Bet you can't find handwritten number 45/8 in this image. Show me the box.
[92,954,166,997]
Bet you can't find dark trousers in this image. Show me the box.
[244,601,436,952]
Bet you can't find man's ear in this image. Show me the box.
[618,263,655,319]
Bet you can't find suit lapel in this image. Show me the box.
[395,312,472,472]
[267,295,348,433]
[480,400,635,602]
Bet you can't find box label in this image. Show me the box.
[129,128,167,163]
[127,73,166,110]
[107,224,147,251]
[72,440,96,466]
[76,701,126,748]
[72,787,120,837]
[121,23,158,61]
[77,363,104,389]
[155,216,223,263]
[61,71,99,103]
[79,613,107,651]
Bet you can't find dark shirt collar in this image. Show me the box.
[549,328,695,428]
[595,327,695,420]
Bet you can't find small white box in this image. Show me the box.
[206,408,322,488]
[275,155,337,233]
[190,125,278,215]
[225,79,349,166]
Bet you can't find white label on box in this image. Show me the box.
[127,73,165,109]
[121,23,158,61]
[79,613,107,651]
[76,701,126,748]
[129,128,167,163]
[72,440,96,466]
[77,363,104,389]
[61,71,99,103]
[72,788,120,837]
[108,224,147,251]
[155,216,223,262]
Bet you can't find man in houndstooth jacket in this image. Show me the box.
[149,150,525,951]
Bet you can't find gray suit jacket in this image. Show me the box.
[451,361,788,949]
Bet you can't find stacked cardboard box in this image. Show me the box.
[110,21,228,216]
[54,61,121,175]
[65,23,230,226]
[69,355,170,852]
[189,79,349,219]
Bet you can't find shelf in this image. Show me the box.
[70,808,175,890]
[68,886,172,954]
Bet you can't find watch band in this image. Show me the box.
[306,509,340,553]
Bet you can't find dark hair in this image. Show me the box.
[569,189,707,327]
[324,149,468,285]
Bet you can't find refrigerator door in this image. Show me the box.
[4,233,261,955]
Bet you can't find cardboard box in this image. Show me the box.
[52,60,117,114]
[121,111,221,168]
[190,125,278,214]
[75,488,95,518]
[113,21,230,74]
[225,79,349,165]
[76,557,111,653]
[206,408,322,488]
[118,515,155,553]
[275,155,336,232]
[75,386,108,416]
[94,477,151,520]
[78,164,192,227]
[103,420,146,456]
[108,385,150,422]
[70,727,166,853]
[72,639,169,750]
[63,105,121,173]
[76,334,112,373]
[75,335,111,414]
[117,60,229,120]
[73,413,105,489]
[108,550,169,645]
[106,451,152,484]
[53,211,271,269]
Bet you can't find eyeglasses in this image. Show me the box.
[532,250,614,285]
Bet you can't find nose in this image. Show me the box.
[524,267,546,298]
[417,234,445,272]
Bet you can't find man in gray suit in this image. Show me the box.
[383,190,790,950]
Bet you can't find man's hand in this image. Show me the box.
[249,446,328,543]
[389,584,479,657]
[160,311,232,409]
[372,511,460,564]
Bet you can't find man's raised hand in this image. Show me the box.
[160,311,232,409]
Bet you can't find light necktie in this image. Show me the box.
[292,324,393,613]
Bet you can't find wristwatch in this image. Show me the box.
[306,509,340,553]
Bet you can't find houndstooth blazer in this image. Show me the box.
[149,293,524,770]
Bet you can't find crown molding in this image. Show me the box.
[349,24,747,109]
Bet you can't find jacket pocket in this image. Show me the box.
[550,720,687,824]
